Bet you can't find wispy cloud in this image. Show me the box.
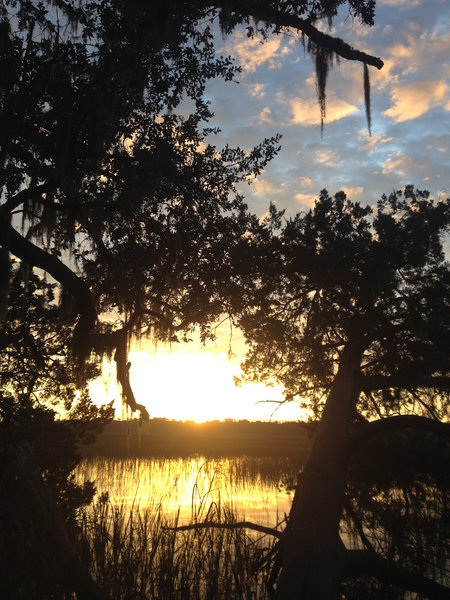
[257,106,273,124]
[340,186,365,199]
[290,96,359,125]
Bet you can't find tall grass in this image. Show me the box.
[77,491,280,600]
[74,455,298,527]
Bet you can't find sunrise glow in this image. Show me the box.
[90,338,303,422]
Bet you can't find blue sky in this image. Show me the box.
[204,0,449,217]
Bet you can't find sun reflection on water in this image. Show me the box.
[75,456,298,526]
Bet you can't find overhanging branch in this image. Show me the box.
[3,225,97,364]
[114,330,150,420]
[360,374,450,393]
[4,226,149,420]
[90,329,149,420]
[195,0,384,69]
[165,520,283,539]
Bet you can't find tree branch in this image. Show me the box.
[165,519,284,539]
[0,183,50,216]
[2,225,97,364]
[342,549,450,600]
[360,374,450,393]
[91,329,150,420]
[114,330,150,420]
[195,0,384,69]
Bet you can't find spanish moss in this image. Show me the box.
[364,63,372,135]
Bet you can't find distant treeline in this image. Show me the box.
[82,418,313,458]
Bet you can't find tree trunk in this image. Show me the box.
[275,340,365,600]
[5,438,110,600]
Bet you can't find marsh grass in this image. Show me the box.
[74,455,299,526]
[77,491,280,600]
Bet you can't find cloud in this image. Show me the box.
[290,97,359,126]
[249,83,265,98]
[228,31,292,73]
[298,176,314,188]
[380,0,422,6]
[295,192,317,208]
[340,186,365,199]
[381,151,413,175]
[314,148,342,167]
[257,106,273,124]
[383,80,449,122]
[252,178,284,197]
[357,131,394,151]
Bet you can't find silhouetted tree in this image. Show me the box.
[0,1,276,597]
[0,1,385,597]
[0,0,383,416]
[232,187,450,599]
[0,265,114,599]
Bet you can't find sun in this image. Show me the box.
[90,339,303,422]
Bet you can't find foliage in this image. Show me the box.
[0,1,387,598]
[237,187,450,419]
[232,187,450,598]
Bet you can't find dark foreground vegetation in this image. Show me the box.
[83,418,313,458]
[1,1,449,600]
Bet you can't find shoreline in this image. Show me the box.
[82,418,313,459]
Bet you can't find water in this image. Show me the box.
[75,455,301,526]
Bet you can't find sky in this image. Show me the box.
[206,0,449,217]
[91,0,450,422]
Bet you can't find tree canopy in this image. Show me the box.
[0,1,281,596]
[232,187,450,598]
[0,0,383,418]
[0,0,284,419]
[8,2,447,600]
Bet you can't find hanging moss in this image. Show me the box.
[313,45,335,136]
[364,63,372,135]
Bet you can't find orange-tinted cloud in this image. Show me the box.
[384,80,448,122]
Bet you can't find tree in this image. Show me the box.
[232,187,450,599]
[0,1,385,597]
[0,265,114,599]
[0,0,384,435]
[0,0,383,417]
[0,0,280,597]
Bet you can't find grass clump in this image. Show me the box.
[77,492,280,600]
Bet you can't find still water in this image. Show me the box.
[75,456,301,526]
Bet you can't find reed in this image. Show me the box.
[77,490,280,600]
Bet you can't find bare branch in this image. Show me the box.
[165,519,284,539]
